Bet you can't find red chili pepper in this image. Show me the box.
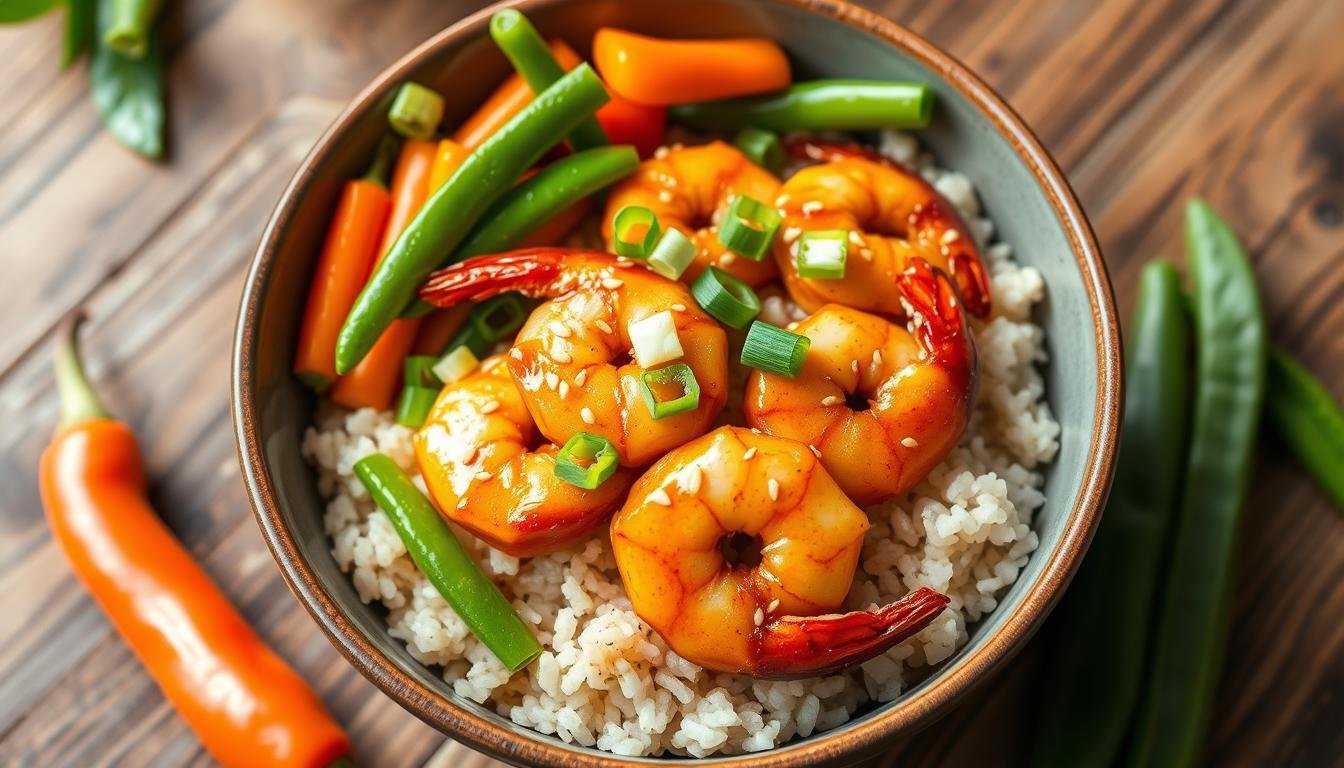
[39,314,352,768]
[596,94,667,158]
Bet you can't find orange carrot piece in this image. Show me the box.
[592,28,790,106]
[452,40,583,150]
[428,138,471,193]
[412,303,473,356]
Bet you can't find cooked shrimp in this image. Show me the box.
[420,248,729,467]
[610,426,951,678]
[602,141,781,287]
[773,139,991,319]
[414,355,637,556]
[745,259,976,505]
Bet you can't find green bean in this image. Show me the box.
[490,9,609,150]
[1267,347,1344,511]
[354,454,542,671]
[1126,200,1267,768]
[335,64,609,374]
[669,80,932,132]
[1031,260,1191,767]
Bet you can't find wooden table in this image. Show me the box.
[2,1,1340,765]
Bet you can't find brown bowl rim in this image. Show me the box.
[232,0,1122,765]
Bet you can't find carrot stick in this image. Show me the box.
[412,303,473,356]
[428,138,471,192]
[328,139,437,410]
[452,40,583,150]
[293,137,397,390]
[592,28,790,106]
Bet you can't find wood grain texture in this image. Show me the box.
[0,1,1340,766]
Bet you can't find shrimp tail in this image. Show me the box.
[752,587,951,678]
[898,258,972,360]
[419,248,573,307]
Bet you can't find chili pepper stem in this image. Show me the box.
[54,311,111,433]
[361,135,400,189]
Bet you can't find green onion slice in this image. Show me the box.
[689,266,761,329]
[639,363,701,419]
[647,228,697,280]
[470,294,528,344]
[733,127,784,173]
[395,385,439,428]
[741,321,810,378]
[796,230,849,279]
[612,205,662,259]
[554,432,621,489]
[388,82,445,140]
[717,195,781,261]
[432,345,480,384]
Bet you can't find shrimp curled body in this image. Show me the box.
[746,259,977,505]
[414,356,637,556]
[775,140,991,320]
[610,426,950,678]
[420,249,729,467]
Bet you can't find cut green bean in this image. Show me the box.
[1267,347,1344,512]
[388,82,445,140]
[335,64,610,373]
[354,454,542,671]
[733,127,784,173]
[489,8,609,150]
[671,80,932,132]
[1031,260,1192,767]
[394,385,438,428]
[1125,200,1267,768]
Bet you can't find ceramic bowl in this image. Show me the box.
[233,0,1122,764]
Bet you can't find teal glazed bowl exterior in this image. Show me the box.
[232,0,1122,765]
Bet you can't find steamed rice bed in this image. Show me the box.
[302,131,1059,757]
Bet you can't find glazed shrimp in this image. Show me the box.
[745,260,976,505]
[773,139,991,319]
[420,248,729,467]
[602,141,781,288]
[610,426,950,678]
[414,355,637,557]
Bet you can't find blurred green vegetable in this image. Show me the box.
[1267,347,1344,512]
[104,0,162,58]
[91,0,165,158]
[0,0,61,23]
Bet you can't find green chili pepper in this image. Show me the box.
[354,454,542,671]
[103,0,163,59]
[1267,347,1344,512]
[90,0,164,158]
[1125,200,1267,768]
[335,64,609,374]
[670,80,932,132]
[1031,260,1192,767]
[490,9,609,150]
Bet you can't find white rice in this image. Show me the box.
[301,131,1058,757]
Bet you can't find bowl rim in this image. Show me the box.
[232,0,1122,764]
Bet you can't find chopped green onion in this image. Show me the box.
[403,355,442,387]
[647,227,697,280]
[640,363,701,419]
[554,432,621,489]
[717,195,781,261]
[432,345,480,384]
[733,127,784,173]
[470,294,528,344]
[388,82,445,140]
[395,385,439,428]
[628,310,684,368]
[354,453,542,670]
[690,266,761,329]
[741,321,810,378]
[796,230,849,279]
[612,205,662,259]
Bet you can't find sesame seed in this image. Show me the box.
[801,201,823,214]
[940,244,951,257]
[602,278,624,290]
[671,303,686,312]
[743,447,758,460]
[808,444,822,458]
[552,348,573,364]
[549,321,572,338]
[750,427,761,434]
[594,319,613,335]
[545,372,559,390]
[753,608,765,626]
[783,226,802,242]
[850,359,859,374]
[777,194,791,206]
[872,349,884,366]
[767,477,779,500]
[480,400,500,414]
[615,259,637,268]
[457,498,468,509]
[510,348,524,360]
[474,470,493,481]
[658,190,673,204]
[860,248,873,261]
[654,146,670,159]
[767,598,780,613]
[786,321,799,331]
[649,488,672,506]
[720,253,736,265]
[901,437,920,448]
[581,407,595,424]
[574,368,589,386]
[822,395,841,407]
[848,231,865,246]
[558,381,570,399]
[942,229,961,244]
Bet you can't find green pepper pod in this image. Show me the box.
[490,9,609,150]
[354,454,542,671]
[669,79,932,132]
[1126,200,1267,768]
[335,64,609,374]
[1031,260,1192,767]
[1267,347,1344,512]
